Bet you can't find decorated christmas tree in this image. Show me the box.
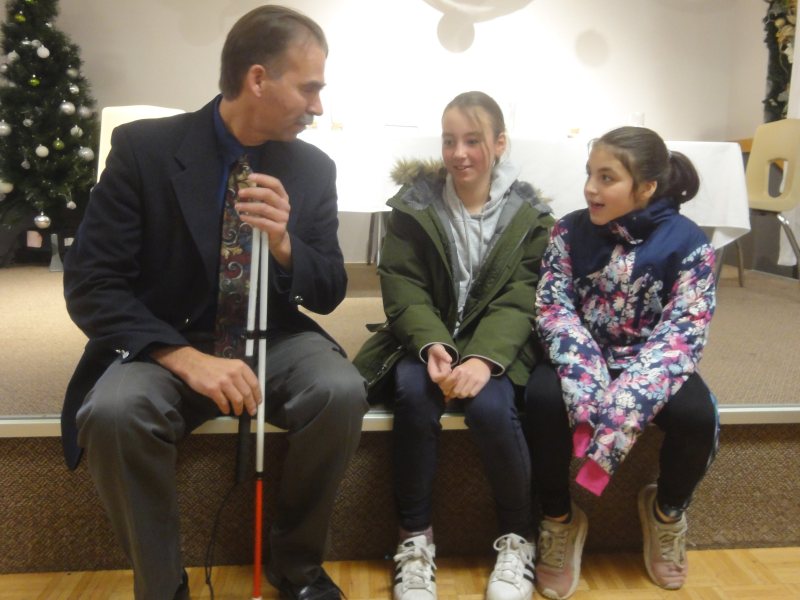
[0,0,98,237]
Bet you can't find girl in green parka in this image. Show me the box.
[353,91,553,600]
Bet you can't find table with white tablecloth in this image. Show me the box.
[300,129,750,251]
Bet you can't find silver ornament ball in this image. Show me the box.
[34,213,51,229]
[78,147,95,161]
[60,101,76,115]
[35,145,49,158]
[22,118,33,127]
[70,125,83,138]
[78,106,92,119]
[0,121,11,136]
[36,46,50,59]
[0,180,13,194]
[66,200,77,210]
[69,83,79,94]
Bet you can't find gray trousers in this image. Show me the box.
[77,331,368,600]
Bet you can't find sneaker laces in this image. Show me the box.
[656,522,687,565]
[538,524,569,569]
[491,534,534,584]
[394,542,436,590]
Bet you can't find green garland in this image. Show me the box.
[763,0,796,122]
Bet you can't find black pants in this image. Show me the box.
[524,362,719,518]
[392,356,532,537]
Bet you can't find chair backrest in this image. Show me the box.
[746,118,800,213]
[97,105,185,181]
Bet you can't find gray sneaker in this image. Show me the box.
[393,534,437,600]
[534,503,588,600]
[638,484,688,589]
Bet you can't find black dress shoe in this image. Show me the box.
[278,569,343,600]
[173,569,189,600]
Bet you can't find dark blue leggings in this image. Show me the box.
[524,362,719,518]
[392,356,532,537]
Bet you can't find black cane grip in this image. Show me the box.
[235,412,252,484]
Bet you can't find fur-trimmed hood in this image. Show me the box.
[389,158,550,214]
[391,158,447,186]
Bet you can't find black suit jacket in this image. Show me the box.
[61,99,348,469]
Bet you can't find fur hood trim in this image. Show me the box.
[391,159,446,186]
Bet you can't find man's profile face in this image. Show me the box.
[257,40,326,141]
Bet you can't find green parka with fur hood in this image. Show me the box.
[353,159,554,403]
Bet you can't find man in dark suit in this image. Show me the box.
[62,6,367,600]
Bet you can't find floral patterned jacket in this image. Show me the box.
[536,196,716,478]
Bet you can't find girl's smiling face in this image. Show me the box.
[441,106,505,191]
[584,145,656,225]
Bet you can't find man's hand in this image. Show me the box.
[150,346,261,416]
[236,172,292,269]
[439,357,492,401]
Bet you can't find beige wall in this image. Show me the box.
[55,0,768,261]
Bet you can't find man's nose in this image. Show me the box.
[308,94,323,116]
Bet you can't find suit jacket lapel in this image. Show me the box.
[172,105,224,288]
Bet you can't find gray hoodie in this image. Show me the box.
[443,158,521,317]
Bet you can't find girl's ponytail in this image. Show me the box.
[664,151,700,203]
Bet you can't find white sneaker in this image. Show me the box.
[393,534,437,600]
[486,533,535,600]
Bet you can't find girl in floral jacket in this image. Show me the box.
[525,127,719,600]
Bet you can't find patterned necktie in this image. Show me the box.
[214,156,255,359]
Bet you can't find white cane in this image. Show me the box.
[250,228,269,600]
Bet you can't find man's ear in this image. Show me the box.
[246,64,268,98]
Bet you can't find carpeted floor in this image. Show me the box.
[1,263,798,416]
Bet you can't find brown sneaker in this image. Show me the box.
[638,484,688,589]
[534,503,588,600]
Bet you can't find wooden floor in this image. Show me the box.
[1,548,798,600]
